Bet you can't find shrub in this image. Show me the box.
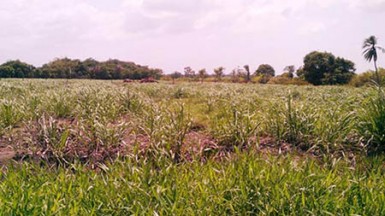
[211,104,259,150]
[349,68,385,87]
[358,90,385,153]
[264,94,316,149]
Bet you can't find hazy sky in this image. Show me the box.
[1,0,385,74]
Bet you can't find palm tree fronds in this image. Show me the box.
[363,36,377,49]
[363,49,376,62]
[376,46,385,53]
[363,35,382,86]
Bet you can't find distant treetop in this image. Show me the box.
[0,58,163,80]
[297,51,355,85]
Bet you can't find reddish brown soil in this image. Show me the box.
[0,116,298,166]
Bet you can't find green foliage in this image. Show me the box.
[299,51,356,85]
[0,79,369,156]
[265,94,317,148]
[132,102,192,162]
[2,155,385,214]
[212,104,259,149]
[0,58,162,80]
[35,116,70,160]
[358,90,385,152]
[350,68,385,87]
[262,89,359,153]
[0,60,35,78]
[40,58,85,78]
[363,36,383,63]
[255,64,275,77]
[0,101,24,129]
[255,64,275,83]
[0,66,14,78]
[362,36,384,85]
[0,79,384,214]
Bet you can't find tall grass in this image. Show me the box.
[358,89,385,153]
[0,80,372,156]
[1,154,385,214]
[0,79,384,214]
[211,103,259,149]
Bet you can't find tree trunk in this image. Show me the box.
[374,60,381,86]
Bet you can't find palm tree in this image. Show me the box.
[362,35,385,85]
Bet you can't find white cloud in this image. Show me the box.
[0,0,383,73]
[348,0,385,12]
[299,22,326,35]
[0,0,127,42]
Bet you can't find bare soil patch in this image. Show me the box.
[0,117,303,166]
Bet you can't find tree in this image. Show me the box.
[170,71,182,84]
[94,65,111,79]
[244,65,251,82]
[255,64,275,84]
[198,68,207,83]
[362,35,385,85]
[150,68,163,80]
[255,64,275,76]
[0,58,162,80]
[83,58,99,78]
[40,58,83,78]
[324,57,355,84]
[214,67,225,82]
[299,51,355,85]
[231,67,244,83]
[283,65,295,78]
[0,60,35,78]
[184,67,195,82]
[0,66,14,78]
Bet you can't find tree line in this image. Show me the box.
[0,58,163,80]
[0,52,358,85]
[169,34,385,86]
[1,35,382,85]
[168,64,280,83]
[168,51,356,85]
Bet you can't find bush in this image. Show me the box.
[252,75,272,84]
[349,68,385,87]
[358,91,385,153]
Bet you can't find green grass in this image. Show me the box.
[0,79,385,214]
[1,155,385,215]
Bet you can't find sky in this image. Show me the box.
[1,0,385,74]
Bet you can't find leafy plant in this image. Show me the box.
[212,103,259,150]
[265,93,316,149]
[358,91,385,153]
[0,101,24,129]
[35,115,70,162]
